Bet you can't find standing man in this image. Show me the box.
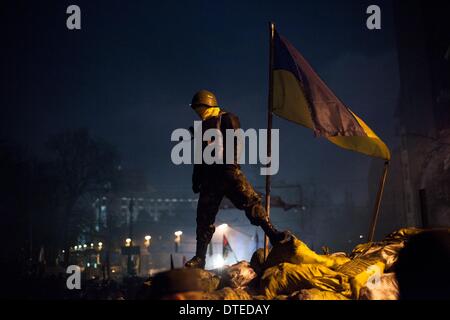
[185,90,290,269]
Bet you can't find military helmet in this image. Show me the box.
[191,90,219,108]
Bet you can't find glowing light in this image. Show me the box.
[83,244,87,248]
[125,238,132,246]
[174,231,183,237]
[213,255,225,269]
[217,224,228,230]
[359,235,364,239]
[87,262,90,267]
[90,243,94,248]
[145,235,151,241]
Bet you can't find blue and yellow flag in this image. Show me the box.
[272,31,390,160]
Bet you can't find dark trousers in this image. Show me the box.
[195,168,268,257]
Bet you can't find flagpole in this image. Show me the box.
[368,161,390,242]
[264,21,275,260]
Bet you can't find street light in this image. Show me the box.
[174,231,183,253]
[98,242,103,250]
[125,238,132,247]
[174,231,183,237]
[144,235,151,248]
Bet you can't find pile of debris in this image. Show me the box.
[143,228,427,300]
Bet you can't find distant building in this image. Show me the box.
[371,0,450,236]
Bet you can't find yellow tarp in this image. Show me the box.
[350,228,426,271]
[261,263,352,299]
[261,236,392,300]
[265,236,350,271]
[338,258,386,299]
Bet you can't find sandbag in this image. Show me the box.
[220,261,257,289]
[385,228,424,241]
[337,257,385,299]
[165,287,252,300]
[265,236,350,271]
[208,287,253,300]
[359,273,399,300]
[350,228,424,271]
[150,268,220,298]
[164,291,206,300]
[250,248,267,276]
[295,288,350,300]
[261,263,351,299]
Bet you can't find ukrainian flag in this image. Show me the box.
[272,31,390,160]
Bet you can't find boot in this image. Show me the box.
[185,256,206,269]
[260,218,291,246]
[185,240,208,269]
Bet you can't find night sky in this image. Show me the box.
[1,0,399,204]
